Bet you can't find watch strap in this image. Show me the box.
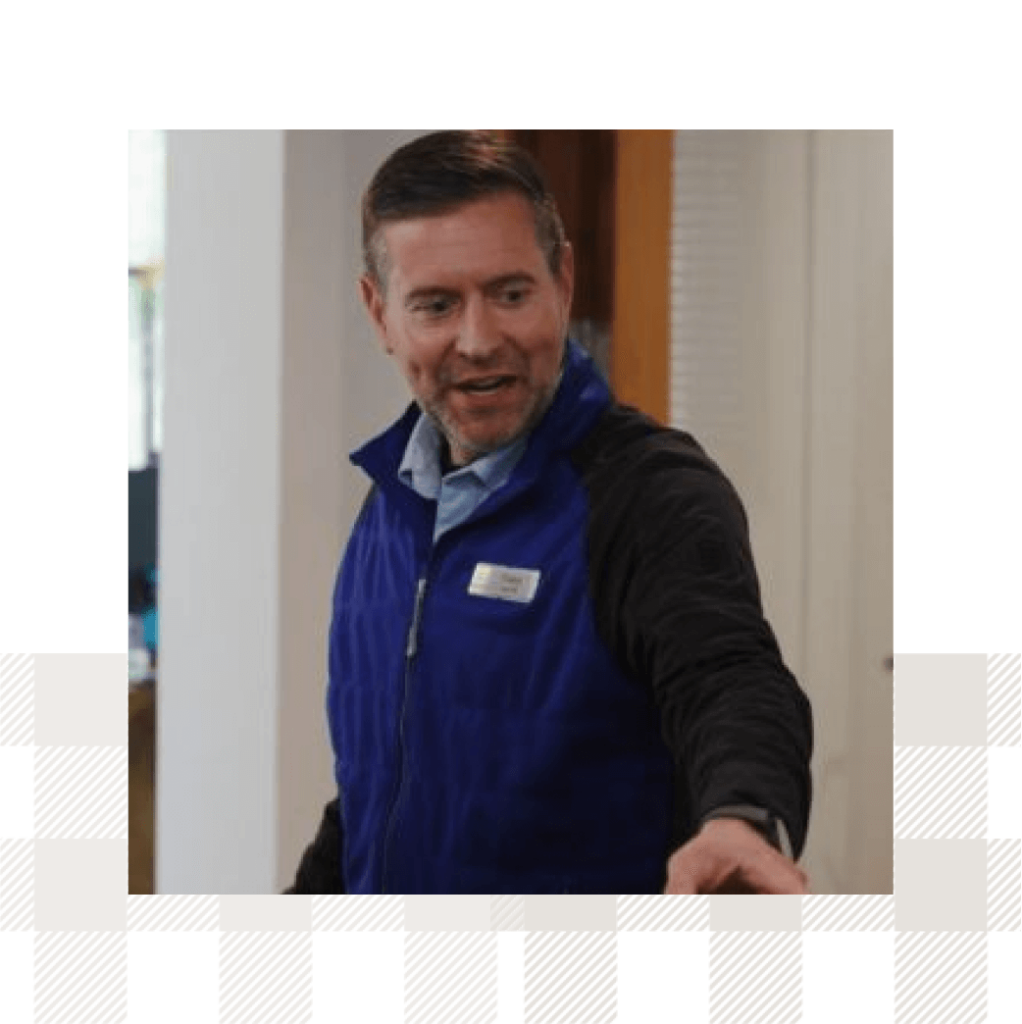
[701,804,794,861]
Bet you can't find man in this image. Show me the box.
[287,131,812,895]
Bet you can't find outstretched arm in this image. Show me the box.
[582,418,813,875]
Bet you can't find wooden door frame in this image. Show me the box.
[611,130,673,424]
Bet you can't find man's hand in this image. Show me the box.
[663,817,809,894]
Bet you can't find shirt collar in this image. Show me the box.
[397,412,529,501]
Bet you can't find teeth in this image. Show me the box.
[463,378,506,392]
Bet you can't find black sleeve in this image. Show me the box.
[283,798,346,894]
[576,407,813,858]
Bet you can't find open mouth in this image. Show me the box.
[455,375,517,395]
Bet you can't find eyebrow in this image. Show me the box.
[484,272,537,291]
[402,272,538,307]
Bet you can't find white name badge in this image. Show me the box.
[468,562,541,604]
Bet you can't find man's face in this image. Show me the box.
[360,192,574,466]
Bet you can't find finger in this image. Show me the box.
[663,869,698,895]
[712,869,760,894]
[663,854,701,894]
[730,853,809,894]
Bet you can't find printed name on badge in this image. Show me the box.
[468,563,541,604]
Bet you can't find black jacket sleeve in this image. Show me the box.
[575,406,813,858]
[283,798,346,894]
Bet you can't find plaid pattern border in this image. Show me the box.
[1,653,1019,1023]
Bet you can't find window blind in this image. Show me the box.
[669,131,750,485]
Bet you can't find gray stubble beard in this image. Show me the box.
[423,373,560,467]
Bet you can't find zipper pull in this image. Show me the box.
[405,578,427,658]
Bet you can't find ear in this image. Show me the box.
[358,273,391,353]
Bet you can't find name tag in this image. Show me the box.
[468,563,540,604]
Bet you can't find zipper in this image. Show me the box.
[405,577,427,658]
[380,575,427,891]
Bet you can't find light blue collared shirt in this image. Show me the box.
[398,413,528,542]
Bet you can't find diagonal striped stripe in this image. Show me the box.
[0,839,34,931]
[987,839,1021,932]
[987,653,1021,747]
[128,895,219,931]
[35,747,127,838]
[524,932,616,1024]
[312,895,404,931]
[617,894,709,931]
[405,932,498,1024]
[491,895,523,931]
[34,932,126,1023]
[709,932,800,1024]
[894,747,987,838]
[895,933,986,1024]
[803,895,894,931]
[0,653,34,746]
[220,932,313,1024]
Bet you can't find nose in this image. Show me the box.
[456,295,501,361]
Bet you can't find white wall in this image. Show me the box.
[805,131,893,894]
[159,130,424,893]
[670,130,893,894]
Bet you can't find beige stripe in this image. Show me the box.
[33,654,126,747]
[127,895,219,931]
[895,933,986,1023]
[406,894,490,931]
[522,894,616,931]
[220,894,311,932]
[710,932,801,1024]
[987,654,1021,746]
[35,747,127,838]
[0,839,34,931]
[34,932,126,1024]
[524,932,616,1023]
[987,839,1021,932]
[617,894,710,931]
[0,654,33,746]
[894,747,987,838]
[220,932,312,1024]
[313,894,405,931]
[710,895,802,932]
[802,895,893,931]
[894,839,988,932]
[895,654,987,746]
[490,895,524,932]
[405,932,498,1024]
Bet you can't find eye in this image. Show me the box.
[499,285,529,306]
[412,294,455,317]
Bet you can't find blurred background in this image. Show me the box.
[128,130,892,896]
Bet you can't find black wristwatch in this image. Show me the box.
[700,805,794,860]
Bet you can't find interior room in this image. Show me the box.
[128,129,892,895]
